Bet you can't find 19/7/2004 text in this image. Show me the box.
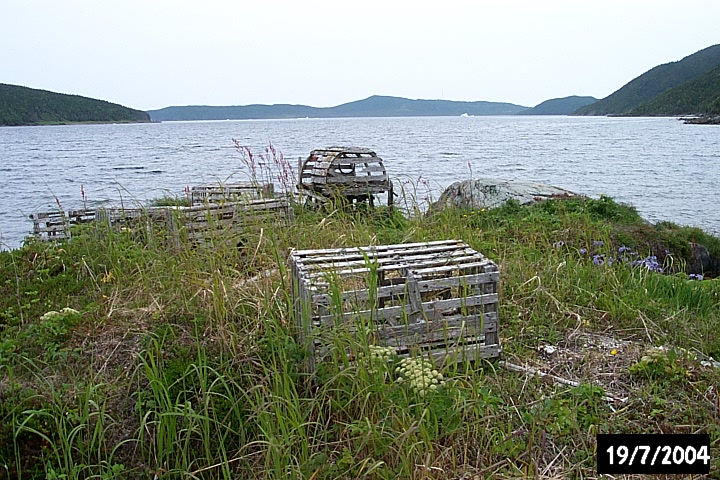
[597,434,710,475]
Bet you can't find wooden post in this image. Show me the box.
[261,184,275,198]
[404,270,422,325]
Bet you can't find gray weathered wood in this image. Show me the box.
[298,147,392,207]
[312,272,499,305]
[295,243,484,267]
[317,292,498,325]
[30,209,96,241]
[289,240,501,374]
[191,183,274,205]
[96,197,292,247]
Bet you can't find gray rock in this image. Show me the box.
[431,178,580,211]
[687,242,720,277]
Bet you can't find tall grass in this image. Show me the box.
[0,190,719,478]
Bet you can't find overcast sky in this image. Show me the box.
[3,0,719,111]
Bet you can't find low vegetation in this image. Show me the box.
[1,191,719,479]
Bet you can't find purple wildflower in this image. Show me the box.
[579,248,587,255]
[689,274,704,281]
[633,255,663,272]
[618,246,631,253]
[593,240,605,247]
[593,254,605,266]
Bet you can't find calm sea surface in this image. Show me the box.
[1,116,718,250]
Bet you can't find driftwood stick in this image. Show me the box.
[499,360,628,404]
[233,268,278,289]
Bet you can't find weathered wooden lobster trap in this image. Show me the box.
[27,183,286,245]
[30,209,96,241]
[96,197,291,247]
[190,182,275,206]
[289,240,500,373]
[297,147,393,207]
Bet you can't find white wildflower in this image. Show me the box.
[394,356,445,396]
[39,310,62,321]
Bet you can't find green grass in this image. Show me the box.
[0,194,719,479]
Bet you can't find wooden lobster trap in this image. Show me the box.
[97,197,291,248]
[297,147,393,207]
[289,240,500,373]
[190,182,275,206]
[29,209,96,241]
[175,197,291,245]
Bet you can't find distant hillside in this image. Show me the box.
[518,96,597,115]
[575,44,720,116]
[147,95,529,121]
[0,84,150,126]
[629,64,720,116]
[147,104,323,122]
[322,95,528,117]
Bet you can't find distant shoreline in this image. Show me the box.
[681,115,720,125]
[0,119,155,127]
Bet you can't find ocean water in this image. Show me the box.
[1,115,718,250]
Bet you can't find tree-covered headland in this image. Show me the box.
[0,83,150,126]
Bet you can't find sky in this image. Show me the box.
[2,0,720,111]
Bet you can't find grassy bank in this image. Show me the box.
[1,194,719,479]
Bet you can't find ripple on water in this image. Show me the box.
[1,117,719,248]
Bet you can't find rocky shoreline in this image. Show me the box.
[431,178,581,211]
[681,115,720,125]
[432,178,719,278]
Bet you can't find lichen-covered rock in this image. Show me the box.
[431,178,580,211]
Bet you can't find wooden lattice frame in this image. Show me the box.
[298,147,392,205]
[29,209,96,241]
[96,197,291,247]
[191,182,274,206]
[290,240,500,373]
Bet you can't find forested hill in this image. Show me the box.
[574,44,720,116]
[629,64,720,116]
[147,95,529,121]
[0,84,151,126]
[518,96,597,115]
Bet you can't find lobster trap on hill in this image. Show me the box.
[190,182,275,205]
[297,147,393,207]
[30,209,96,241]
[96,197,291,248]
[289,240,500,373]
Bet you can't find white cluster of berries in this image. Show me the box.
[639,345,699,365]
[360,345,397,374]
[395,357,445,397]
[638,346,670,365]
[40,307,80,322]
[368,345,396,361]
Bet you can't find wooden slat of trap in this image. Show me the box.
[311,271,500,305]
[30,209,96,240]
[316,292,498,325]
